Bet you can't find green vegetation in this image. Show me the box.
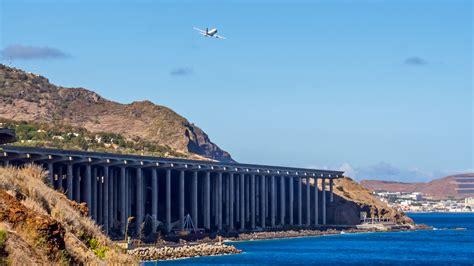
[79,232,109,259]
[0,118,190,159]
[0,230,8,264]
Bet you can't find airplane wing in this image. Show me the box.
[193,27,206,34]
[214,34,226,40]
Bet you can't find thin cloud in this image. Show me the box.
[404,56,428,66]
[170,67,193,76]
[1,44,69,60]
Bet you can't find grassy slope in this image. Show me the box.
[0,165,137,265]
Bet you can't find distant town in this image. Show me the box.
[373,191,474,213]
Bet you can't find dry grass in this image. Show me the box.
[0,165,138,265]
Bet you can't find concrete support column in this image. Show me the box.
[179,170,185,230]
[280,176,285,225]
[240,173,245,230]
[314,178,319,225]
[96,168,101,223]
[305,177,310,226]
[58,165,63,193]
[297,177,302,226]
[260,175,266,228]
[66,164,73,199]
[245,175,250,222]
[217,172,223,231]
[103,166,110,234]
[48,162,54,187]
[236,174,240,223]
[329,178,334,203]
[109,168,114,231]
[204,171,211,230]
[85,165,92,216]
[166,169,171,233]
[74,166,81,202]
[225,175,230,227]
[322,178,326,225]
[136,168,144,234]
[289,177,294,225]
[192,171,198,229]
[120,167,127,235]
[250,174,256,229]
[271,175,276,227]
[151,168,158,233]
[229,173,234,230]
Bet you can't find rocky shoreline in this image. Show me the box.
[128,243,241,262]
[128,225,428,262]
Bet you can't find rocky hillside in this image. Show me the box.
[327,177,413,225]
[0,64,233,162]
[0,165,137,265]
[361,173,474,199]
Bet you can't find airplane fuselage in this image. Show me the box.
[206,28,218,36]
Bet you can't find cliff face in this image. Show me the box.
[0,64,233,162]
[326,177,413,225]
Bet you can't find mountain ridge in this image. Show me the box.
[361,173,474,199]
[0,64,233,162]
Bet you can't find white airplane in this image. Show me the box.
[193,27,226,39]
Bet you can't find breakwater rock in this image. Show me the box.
[128,243,242,261]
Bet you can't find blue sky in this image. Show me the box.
[1,0,472,181]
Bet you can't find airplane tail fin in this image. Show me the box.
[206,28,208,34]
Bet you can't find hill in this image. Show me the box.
[361,173,474,199]
[0,165,137,264]
[0,64,233,162]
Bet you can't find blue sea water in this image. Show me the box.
[149,213,474,265]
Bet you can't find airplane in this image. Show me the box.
[193,27,226,39]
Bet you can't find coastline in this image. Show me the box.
[133,225,424,262]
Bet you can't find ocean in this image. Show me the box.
[148,213,474,265]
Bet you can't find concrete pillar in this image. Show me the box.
[120,167,127,235]
[250,174,255,229]
[271,175,276,227]
[66,164,73,199]
[135,168,144,234]
[260,175,266,228]
[280,176,285,225]
[245,175,250,222]
[322,178,326,225]
[74,166,81,202]
[236,174,240,223]
[256,176,259,222]
[297,177,302,226]
[314,178,319,225]
[47,162,54,187]
[225,174,230,227]
[166,169,171,233]
[217,172,223,231]
[240,173,245,230]
[113,170,118,226]
[229,173,234,230]
[306,177,310,226]
[289,177,294,225]
[109,168,114,231]
[85,164,92,216]
[57,165,64,193]
[151,168,158,233]
[330,178,334,203]
[96,168,102,224]
[192,171,198,228]
[204,171,211,230]
[179,170,185,230]
[93,167,98,221]
[104,166,110,233]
